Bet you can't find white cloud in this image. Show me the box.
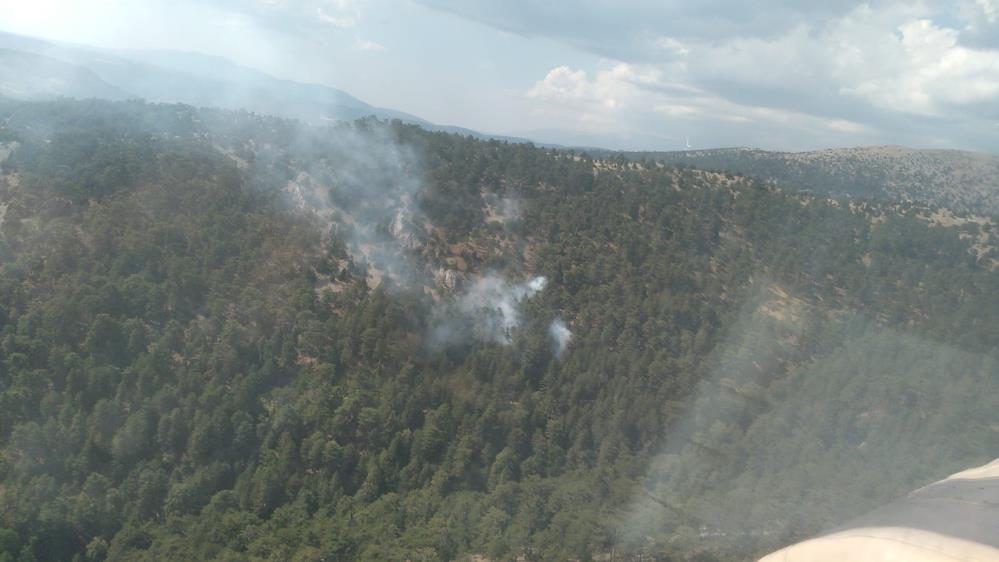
[839,19,999,114]
[527,65,623,109]
[526,61,871,141]
[653,36,690,56]
[977,0,998,22]
[4,0,995,150]
[521,1,999,148]
[353,36,385,51]
[828,119,869,133]
[317,5,357,27]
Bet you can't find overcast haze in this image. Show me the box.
[2,0,998,151]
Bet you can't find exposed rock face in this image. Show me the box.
[759,457,999,562]
[284,172,319,213]
[390,209,422,250]
[433,267,462,291]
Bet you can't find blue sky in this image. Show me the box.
[1,0,998,151]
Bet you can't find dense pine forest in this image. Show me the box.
[1,99,998,562]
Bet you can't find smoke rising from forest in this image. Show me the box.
[548,317,571,358]
[458,275,547,345]
[430,274,549,348]
[278,122,427,289]
[276,120,567,348]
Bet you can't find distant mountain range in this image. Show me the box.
[0,30,536,144]
[0,48,131,100]
[622,145,999,216]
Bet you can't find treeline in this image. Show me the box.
[614,147,999,217]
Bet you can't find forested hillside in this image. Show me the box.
[1,99,998,562]
[623,146,999,216]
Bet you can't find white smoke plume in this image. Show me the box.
[548,318,572,358]
[459,275,547,344]
[277,121,427,289]
[484,194,523,226]
[432,274,547,347]
[270,121,558,351]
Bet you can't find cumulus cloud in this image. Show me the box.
[687,6,999,120]
[840,19,999,114]
[432,0,999,150]
[527,65,627,110]
[4,0,995,150]
[524,61,873,146]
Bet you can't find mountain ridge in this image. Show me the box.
[618,144,999,215]
[0,30,540,146]
[0,49,131,101]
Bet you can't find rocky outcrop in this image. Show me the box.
[433,267,462,291]
[389,209,422,250]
